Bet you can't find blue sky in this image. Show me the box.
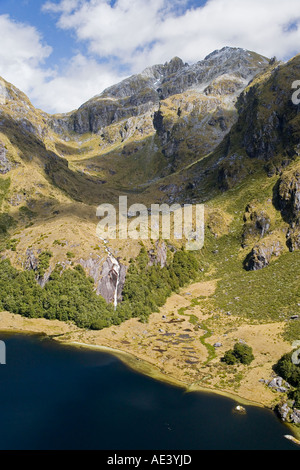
[0,0,299,113]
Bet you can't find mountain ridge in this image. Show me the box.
[0,46,299,308]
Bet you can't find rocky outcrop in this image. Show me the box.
[244,238,283,271]
[78,256,103,288]
[97,257,126,304]
[0,144,12,174]
[291,409,300,425]
[277,402,300,425]
[278,170,300,251]
[24,248,39,271]
[24,248,52,287]
[242,204,271,247]
[286,226,300,251]
[278,171,300,221]
[79,255,126,304]
[49,48,269,137]
[148,241,168,268]
[268,376,289,393]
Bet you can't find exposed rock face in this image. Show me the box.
[97,257,126,304]
[79,255,126,304]
[286,226,300,251]
[49,47,269,138]
[0,145,12,174]
[290,409,300,425]
[148,241,168,268]
[78,256,104,288]
[245,239,283,271]
[242,204,271,247]
[277,402,291,421]
[24,248,127,304]
[277,403,300,425]
[268,376,289,393]
[38,267,53,288]
[24,248,39,271]
[278,171,300,221]
[24,248,52,287]
[156,241,167,268]
[278,171,300,251]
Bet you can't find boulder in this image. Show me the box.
[245,239,283,271]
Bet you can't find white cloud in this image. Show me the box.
[31,54,124,113]
[43,0,300,70]
[0,14,53,97]
[0,13,123,113]
[2,1,300,113]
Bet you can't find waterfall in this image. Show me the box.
[99,237,121,310]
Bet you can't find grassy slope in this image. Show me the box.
[0,56,299,339]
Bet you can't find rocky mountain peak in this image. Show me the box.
[49,47,270,135]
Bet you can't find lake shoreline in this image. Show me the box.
[1,310,299,442]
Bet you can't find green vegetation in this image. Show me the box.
[283,320,300,344]
[6,238,19,251]
[0,213,15,234]
[274,351,300,408]
[37,251,53,278]
[19,206,36,220]
[0,259,114,329]
[0,177,10,208]
[0,213,16,252]
[121,246,201,322]
[273,351,300,389]
[0,246,201,330]
[199,324,217,364]
[53,240,67,247]
[222,342,255,365]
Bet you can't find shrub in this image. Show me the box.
[222,343,255,365]
[273,352,300,388]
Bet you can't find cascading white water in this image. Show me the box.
[99,237,121,310]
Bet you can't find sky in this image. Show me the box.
[0,0,300,114]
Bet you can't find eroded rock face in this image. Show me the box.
[290,409,300,425]
[97,257,126,304]
[277,402,291,422]
[278,171,300,251]
[278,171,300,221]
[78,256,103,288]
[0,145,12,174]
[24,248,52,287]
[49,48,269,137]
[242,204,271,247]
[148,241,168,268]
[79,255,126,304]
[277,403,300,425]
[245,239,283,271]
[286,226,300,251]
[24,248,39,271]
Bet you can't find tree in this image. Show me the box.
[233,343,255,365]
[221,349,239,365]
[222,343,254,365]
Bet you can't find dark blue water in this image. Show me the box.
[0,332,298,450]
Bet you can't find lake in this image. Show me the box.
[0,332,298,450]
